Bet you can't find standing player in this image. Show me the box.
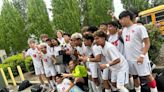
[108,21,124,55]
[23,38,45,88]
[40,44,56,92]
[94,31,129,92]
[79,33,102,92]
[119,10,158,92]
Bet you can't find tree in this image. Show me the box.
[121,0,151,12]
[0,0,27,54]
[12,0,27,22]
[86,0,113,26]
[52,0,81,34]
[27,0,53,37]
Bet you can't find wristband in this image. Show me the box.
[87,57,90,62]
[106,64,110,67]
[140,54,145,58]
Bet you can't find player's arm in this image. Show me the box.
[88,54,101,62]
[22,51,29,59]
[66,80,74,92]
[108,58,120,66]
[51,55,57,64]
[142,37,150,55]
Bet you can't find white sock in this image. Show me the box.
[111,85,117,91]
[96,85,102,92]
[119,86,129,92]
[150,87,158,92]
[50,80,55,90]
[135,86,141,92]
[91,81,97,92]
[105,89,111,92]
[128,77,134,90]
[88,80,93,92]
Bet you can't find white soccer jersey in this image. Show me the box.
[76,43,88,56]
[41,52,54,68]
[57,37,65,45]
[122,24,149,62]
[25,48,42,68]
[56,78,72,92]
[101,41,128,71]
[108,33,124,55]
[51,46,62,57]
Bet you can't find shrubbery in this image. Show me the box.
[0,53,33,79]
[145,24,164,64]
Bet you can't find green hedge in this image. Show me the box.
[145,24,164,64]
[0,53,33,79]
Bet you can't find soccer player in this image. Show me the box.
[119,10,158,92]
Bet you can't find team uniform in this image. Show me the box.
[101,41,129,85]
[86,45,101,79]
[25,48,44,75]
[108,32,124,55]
[122,24,151,76]
[41,52,56,77]
[56,78,83,92]
[51,45,65,74]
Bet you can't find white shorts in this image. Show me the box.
[89,62,100,78]
[44,66,56,77]
[55,64,65,74]
[128,60,151,76]
[111,69,129,85]
[102,68,111,80]
[34,66,44,75]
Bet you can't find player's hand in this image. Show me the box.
[137,56,144,64]
[61,73,68,77]
[82,56,88,62]
[99,64,107,70]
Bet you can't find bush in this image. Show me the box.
[0,64,10,79]
[145,24,164,64]
[1,53,33,79]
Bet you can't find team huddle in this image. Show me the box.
[23,11,158,92]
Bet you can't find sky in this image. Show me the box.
[0,0,124,20]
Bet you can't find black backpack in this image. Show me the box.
[18,80,32,91]
[156,70,164,91]
[0,88,9,92]
[31,84,43,92]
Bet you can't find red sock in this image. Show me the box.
[148,80,156,88]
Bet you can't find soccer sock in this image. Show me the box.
[111,85,117,91]
[105,89,111,92]
[91,81,97,92]
[117,85,129,92]
[50,80,55,90]
[148,80,158,92]
[88,80,93,92]
[96,85,102,92]
[129,77,134,90]
[135,86,141,92]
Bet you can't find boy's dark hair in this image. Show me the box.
[119,10,134,21]
[93,31,108,40]
[51,38,60,45]
[87,26,98,33]
[83,33,94,42]
[63,33,71,37]
[55,74,62,78]
[46,38,51,42]
[108,21,119,28]
[99,22,108,26]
